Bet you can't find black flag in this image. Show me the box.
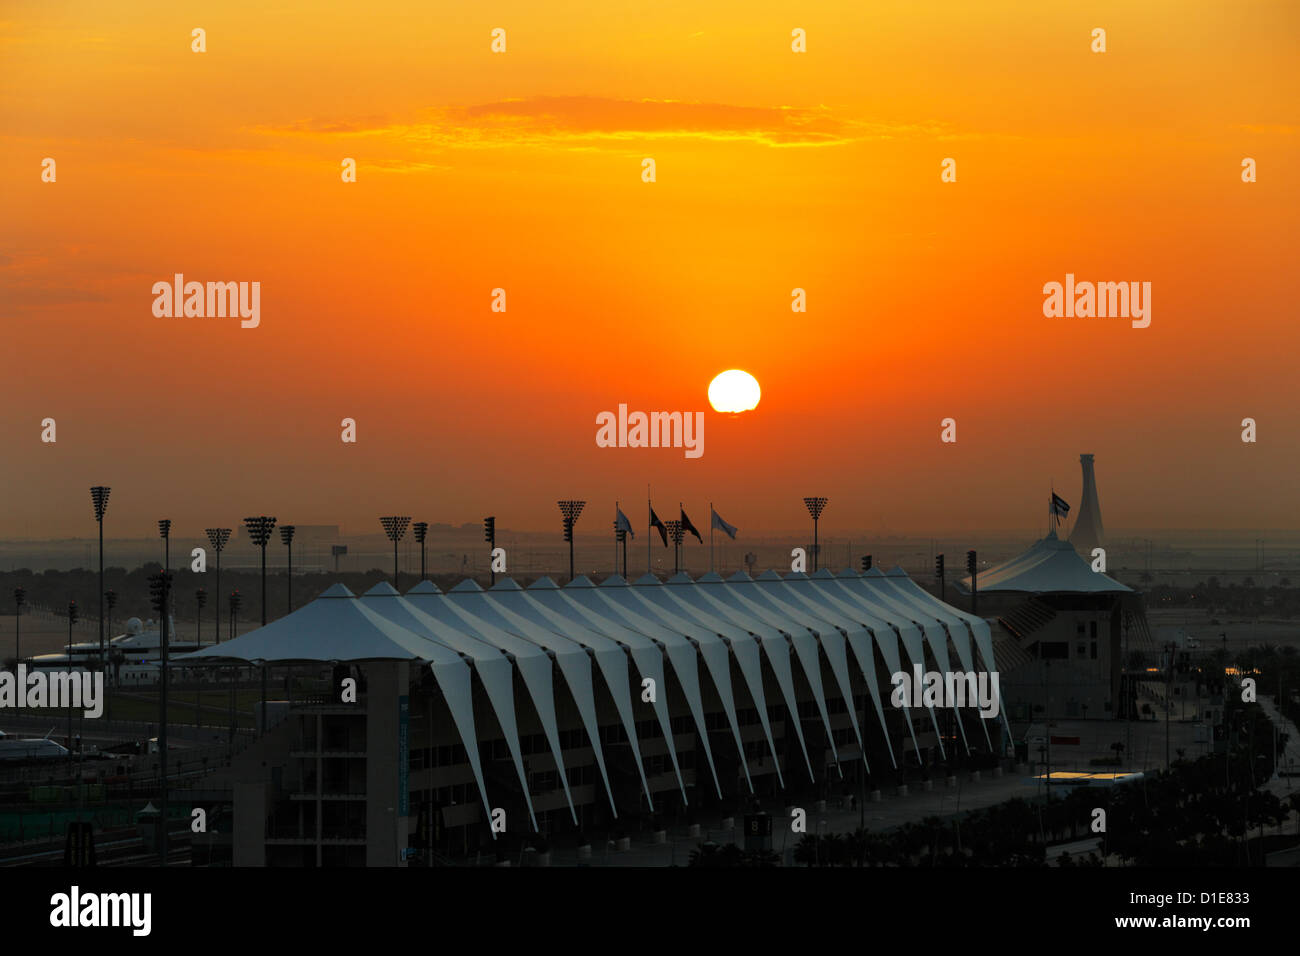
[650,507,669,547]
[680,508,703,543]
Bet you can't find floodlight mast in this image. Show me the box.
[803,497,828,571]
[90,486,110,674]
[206,528,232,644]
[380,516,411,586]
[243,517,277,626]
[413,522,429,582]
[280,525,296,613]
[558,500,586,582]
[243,516,278,740]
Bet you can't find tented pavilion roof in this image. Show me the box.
[177,569,1005,833]
[956,529,1133,595]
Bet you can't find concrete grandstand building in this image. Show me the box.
[179,568,1008,866]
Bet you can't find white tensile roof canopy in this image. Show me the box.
[177,569,1005,834]
[956,529,1132,595]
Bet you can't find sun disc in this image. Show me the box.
[708,369,761,414]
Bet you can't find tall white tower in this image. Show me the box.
[1069,453,1105,555]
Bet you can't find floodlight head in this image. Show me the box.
[158,518,172,539]
[665,519,684,545]
[206,527,232,552]
[90,486,111,521]
[195,587,207,608]
[279,525,296,546]
[557,500,586,523]
[413,521,429,544]
[243,515,277,547]
[380,516,411,542]
[803,496,828,520]
[13,587,25,606]
[104,589,116,609]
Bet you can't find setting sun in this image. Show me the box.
[708,369,762,414]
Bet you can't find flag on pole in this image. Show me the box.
[649,507,669,547]
[615,507,635,538]
[710,507,738,540]
[680,508,703,544]
[1049,492,1071,526]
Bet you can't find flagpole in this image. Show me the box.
[710,502,714,574]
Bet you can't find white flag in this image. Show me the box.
[711,507,738,540]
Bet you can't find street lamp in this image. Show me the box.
[380,516,411,587]
[90,486,110,673]
[803,497,828,571]
[205,529,232,644]
[413,522,429,582]
[558,500,586,582]
[280,525,296,614]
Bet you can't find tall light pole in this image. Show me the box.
[413,522,429,582]
[280,525,296,614]
[665,520,683,574]
[194,587,206,731]
[803,497,828,572]
[104,589,117,715]
[483,518,496,586]
[380,516,411,587]
[243,517,277,626]
[90,487,110,674]
[67,601,78,760]
[12,587,24,664]
[148,570,172,865]
[244,516,277,739]
[206,528,232,644]
[228,589,241,755]
[195,588,207,646]
[158,519,171,626]
[558,501,585,582]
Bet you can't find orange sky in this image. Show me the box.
[2,0,1298,538]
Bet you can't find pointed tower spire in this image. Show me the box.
[1069,453,1105,554]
